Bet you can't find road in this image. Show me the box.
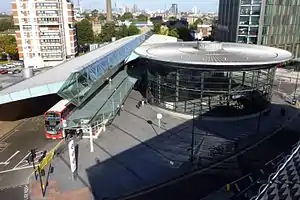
[0,116,58,199]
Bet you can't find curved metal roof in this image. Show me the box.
[134,41,293,66]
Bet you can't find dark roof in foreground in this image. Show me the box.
[251,141,300,200]
[134,41,293,66]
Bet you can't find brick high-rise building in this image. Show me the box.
[12,0,78,68]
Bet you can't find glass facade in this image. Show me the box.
[66,70,137,128]
[144,60,276,117]
[58,32,151,107]
[261,0,300,58]
[238,0,261,44]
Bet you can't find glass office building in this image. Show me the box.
[261,0,300,58]
[217,0,300,58]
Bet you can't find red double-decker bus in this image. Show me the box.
[44,99,74,139]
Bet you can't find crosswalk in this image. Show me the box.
[14,150,46,169]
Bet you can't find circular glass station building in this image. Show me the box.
[134,41,293,117]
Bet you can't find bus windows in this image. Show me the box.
[45,112,60,134]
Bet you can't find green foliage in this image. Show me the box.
[189,18,203,31]
[120,12,133,21]
[189,23,198,31]
[91,9,99,18]
[116,24,139,39]
[0,18,14,32]
[194,18,203,25]
[177,27,192,41]
[96,22,117,43]
[76,19,94,45]
[136,14,148,22]
[169,16,177,21]
[0,35,17,56]
[168,29,179,38]
[153,22,161,34]
[127,23,140,35]
[117,24,128,39]
[98,13,106,21]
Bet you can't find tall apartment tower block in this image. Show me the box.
[12,0,78,68]
[106,0,112,22]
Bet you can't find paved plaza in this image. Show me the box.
[30,90,300,200]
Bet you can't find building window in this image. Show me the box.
[249,37,257,44]
[251,16,260,25]
[238,26,249,35]
[240,6,251,15]
[241,0,251,5]
[238,36,247,43]
[251,6,261,15]
[240,16,250,25]
[249,27,258,35]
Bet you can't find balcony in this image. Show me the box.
[37,14,59,18]
[38,20,60,25]
[40,43,62,46]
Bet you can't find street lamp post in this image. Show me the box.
[293,64,300,101]
[190,103,196,162]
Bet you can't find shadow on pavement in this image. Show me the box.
[85,103,300,200]
[0,94,61,121]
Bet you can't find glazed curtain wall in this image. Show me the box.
[146,63,276,116]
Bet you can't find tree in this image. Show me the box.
[127,24,140,36]
[169,16,177,21]
[153,22,161,34]
[177,27,193,41]
[0,18,14,32]
[0,35,17,56]
[96,22,117,43]
[76,19,94,45]
[98,13,106,21]
[91,9,99,18]
[120,12,133,21]
[136,14,147,22]
[189,18,203,31]
[160,25,169,35]
[168,29,179,38]
[117,24,128,39]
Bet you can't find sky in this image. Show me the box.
[0,0,219,13]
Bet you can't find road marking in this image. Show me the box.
[13,152,30,169]
[0,151,20,166]
[0,165,32,174]
[5,151,20,164]
[13,150,45,169]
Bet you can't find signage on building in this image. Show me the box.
[68,139,76,173]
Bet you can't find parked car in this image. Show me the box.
[285,95,297,105]
[0,69,8,74]
[12,69,22,74]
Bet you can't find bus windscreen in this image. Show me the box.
[45,112,60,133]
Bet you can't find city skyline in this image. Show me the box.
[0,0,218,13]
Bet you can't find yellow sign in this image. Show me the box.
[38,140,64,170]
[38,150,54,170]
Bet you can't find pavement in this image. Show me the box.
[0,116,59,199]
[31,90,300,200]
[0,73,23,90]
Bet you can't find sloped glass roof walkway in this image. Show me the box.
[0,32,150,105]
[66,70,137,128]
